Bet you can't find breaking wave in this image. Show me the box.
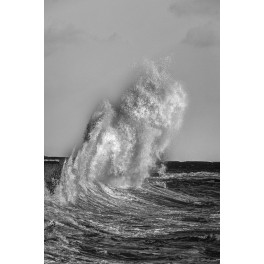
[44,59,220,264]
[54,59,187,204]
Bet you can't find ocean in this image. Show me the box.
[45,160,220,264]
[44,61,219,263]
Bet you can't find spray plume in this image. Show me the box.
[55,59,187,203]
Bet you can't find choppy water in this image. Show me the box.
[45,60,219,263]
[45,163,220,264]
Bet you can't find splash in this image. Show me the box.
[55,59,187,203]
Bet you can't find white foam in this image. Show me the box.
[55,59,187,203]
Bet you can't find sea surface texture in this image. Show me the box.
[45,160,220,264]
[45,60,219,263]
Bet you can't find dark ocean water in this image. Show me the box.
[45,160,219,264]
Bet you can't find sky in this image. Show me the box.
[45,0,220,161]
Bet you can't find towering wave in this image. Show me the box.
[55,59,187,204]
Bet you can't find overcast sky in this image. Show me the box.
[45,0,220,161]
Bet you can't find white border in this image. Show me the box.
[0,0,44,263]
[221,0,264,263]
[1,0,263,263]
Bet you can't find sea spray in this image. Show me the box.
[55,59,187,204]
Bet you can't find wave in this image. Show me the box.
[44,60,220,264]
[45,170,220,263]
[53,59,187,204]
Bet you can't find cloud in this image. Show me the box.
[169,0,219,17]
[45,24,82,44]
[45,24,83,56]
[44,21,122,57]
[107,33,119,42]
[87,32,121,43]
[182,22,219,47]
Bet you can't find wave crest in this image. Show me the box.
[55,59,187,204]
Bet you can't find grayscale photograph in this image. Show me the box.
[45,0,220,263]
